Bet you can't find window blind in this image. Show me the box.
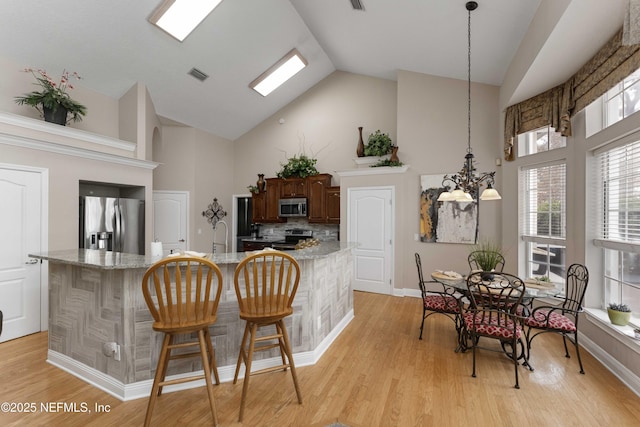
[596,139,640,244]
[520,163,566,239]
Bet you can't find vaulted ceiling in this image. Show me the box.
[0,0,627,140]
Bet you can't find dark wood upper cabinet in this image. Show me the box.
[252,174,339,224]
[280,178,307,198]
[326,186,341,224]
[308,174,333,223]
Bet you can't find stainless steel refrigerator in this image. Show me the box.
[79,196,145,254]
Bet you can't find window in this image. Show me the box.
[595,139,640,316]
[517,125,566,157]
[604,67,640,127]
[520,162,567,285]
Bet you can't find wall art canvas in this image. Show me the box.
[419,174,477,244]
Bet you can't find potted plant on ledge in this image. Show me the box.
[607,303,632,326]
[364,130,393,157]
[15,68,87,125]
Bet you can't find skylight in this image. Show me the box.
[149,0,223,42]
[250,49,308,97]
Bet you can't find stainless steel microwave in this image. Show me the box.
[279,198,307,217]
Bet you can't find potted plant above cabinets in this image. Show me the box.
[276,154,319,178]
[607,303,632,326]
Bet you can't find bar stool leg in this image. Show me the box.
[198,329,219,426]
[279,319,302,403]
[145,334,171,427]
[233,323,250,384]
[238,322,258,422]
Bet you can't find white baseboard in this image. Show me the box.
[579,334,640,397]
[47,309,354,401]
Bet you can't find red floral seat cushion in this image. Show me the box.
[463,312,522,339]
[424,295,460,314]
[525,309,576,332]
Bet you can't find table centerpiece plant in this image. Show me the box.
[469,239,503,280]
[14,68,87,125]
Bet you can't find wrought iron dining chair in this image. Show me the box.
[467,251,505,273]
[233,250,303,422]
[525,263,589,374]
[415,253,461,340]
[463,271,528,389]
[141,256,223,427]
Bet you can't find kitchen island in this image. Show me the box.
[30,242,354,400]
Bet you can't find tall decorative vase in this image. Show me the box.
[256,174,266,192]
[43,105,68,126]
[390,146,399,162]
[356,126,365,157]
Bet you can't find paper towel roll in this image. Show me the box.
[151,241,163,257]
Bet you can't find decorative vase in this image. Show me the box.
[256,174,266,192]
[43,105,68,126]
[356,126,365,157]
[607,309,631,326]
[390,146,399,162]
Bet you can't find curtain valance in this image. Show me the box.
[504,28,640,161]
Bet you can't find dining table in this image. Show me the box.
[430,270,561,362]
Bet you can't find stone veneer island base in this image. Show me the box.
[31,243,354,400]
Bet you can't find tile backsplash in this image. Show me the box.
[259,219,339,241]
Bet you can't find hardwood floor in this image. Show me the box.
[1,291,639,426]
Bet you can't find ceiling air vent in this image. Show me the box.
[188,67,209,82]
[350,0,365,11]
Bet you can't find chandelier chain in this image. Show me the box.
[467,4,472,155]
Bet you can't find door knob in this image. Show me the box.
[179,239,185,242]
[25,258,39,264]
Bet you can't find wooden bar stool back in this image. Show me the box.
[233,251,302,422]
[142,256,223,427]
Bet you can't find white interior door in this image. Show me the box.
[0,167,43,342]
[348,187,394,294]
[153,191,188,255]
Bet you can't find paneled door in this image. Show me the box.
[348,186,394,294]
[153,191,188,255]
[0,166,44,342]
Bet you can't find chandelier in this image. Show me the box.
[437,1,501,203]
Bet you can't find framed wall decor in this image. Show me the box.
[419,174,477,244]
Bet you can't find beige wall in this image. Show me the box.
[1,56,121,138]
[0,56,155,253]
[153,126,234,253]
[232,71,398,192]
[232,69,500,292]
[0,142,153,252]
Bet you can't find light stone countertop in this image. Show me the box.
[29,241,355,270]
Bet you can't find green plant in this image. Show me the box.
[535,275,551,282]
[247,185,259,194]
[276,154,319,178]
[608,303,631,312]
[469,240,503,271]
[370,159,404,168]
[15,68,87,122]
[364,130,393,156]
